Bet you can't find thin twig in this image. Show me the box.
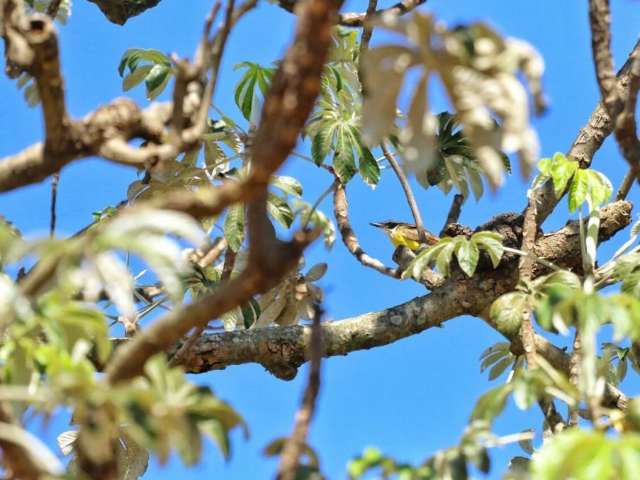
[49,172,59,237]
[440,193,464,236]
[276,305,323,480]
[278,0,426,28]
[380,140,428,244]
[588,0,620,115]
[358,0,377,55]
[616,167,637,200]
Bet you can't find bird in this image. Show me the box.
[370,221,440,251]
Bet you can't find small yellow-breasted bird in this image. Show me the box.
[370,221,440,251]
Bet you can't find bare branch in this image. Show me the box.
[358,0,377,54]
[168,201,631,378]
[588,0,620,115]
[381,140,430,245]
[440,194,464,237]
[333,182,400,279]
[588,0,640,196]
[278,0,426,27]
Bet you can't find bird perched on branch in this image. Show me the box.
[370,221,440,251]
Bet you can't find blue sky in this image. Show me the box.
[1,0,639,478]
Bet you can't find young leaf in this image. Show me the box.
[472,231,504,268]
[455,237,480,277]
[568,168,588,213]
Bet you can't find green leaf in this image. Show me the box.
[435,241,456,277]
[531,430,612,480]
[568,169,588,213]
[455,237,480,277]
[224,204,245,252]
[267,194,295,229]
[311,129,333,166]
[145,64,171,100]
[358,147,381,188]
[271,176,303,198]
[488,356,513,381]
[122,65,153,91]
[549,152,578,198]
[233,62,275,121]
[472,231,504,268]
[585,169,612,207]
[403,239,452,279]
[334,127,357,183]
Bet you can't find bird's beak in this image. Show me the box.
[369,222,385,229]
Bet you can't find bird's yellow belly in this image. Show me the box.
[389,231,421,251]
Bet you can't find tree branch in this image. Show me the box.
[168,201,632,379]
[381,140,430,244]
[440,194,464,237]
[588,0,620,115]
[533,39,640,225]
[278,0,426,27]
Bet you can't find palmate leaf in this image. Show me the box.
[405,232,504,279]
[534,153,612,213]
[233,62,275,121]
[333,126,357,183]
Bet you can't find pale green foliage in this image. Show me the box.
[403,231,504,280]
[361,14,545,187]
[532,430,640,480]
[56,355,245,474]
[533,152,612,213]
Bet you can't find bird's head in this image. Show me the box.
[369,221,404,232]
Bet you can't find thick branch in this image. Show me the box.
[173,201,632,378]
